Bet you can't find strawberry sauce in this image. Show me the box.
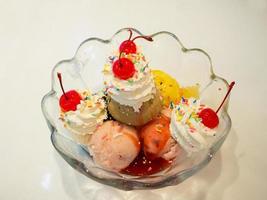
[121,151,171,176]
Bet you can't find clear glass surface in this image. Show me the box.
[41,28,232,190]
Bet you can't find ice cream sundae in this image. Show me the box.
[54,29,235,175]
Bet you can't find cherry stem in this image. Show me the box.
[118,51,124,67]
[128,29,133,40]
[132,35,153,42]
[216,81,235,113]
[57,72,68,100]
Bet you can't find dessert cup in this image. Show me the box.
[107,90,162,126]
[41,28,232,190]
[102,42,162,126]
[58,89,107,145]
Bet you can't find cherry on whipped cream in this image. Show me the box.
[112,29,153,80]
[112,57,135,80]
[57,73,82,112]
[199,81,235,129]
[119,29,153,54]
[198,108,219,129]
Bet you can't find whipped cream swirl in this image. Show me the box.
[60,90,107,135]
[170,98,216,155]
[103,52,156,112]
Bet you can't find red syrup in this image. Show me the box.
[121,150,172,176]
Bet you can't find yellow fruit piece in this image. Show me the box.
[152,70,181,107]
[181,85,200,99]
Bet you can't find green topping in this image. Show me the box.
[115,87,120,92]
[140,64,148,73]
[85,96,91,100]
[170,101,175,109]
[128,79,134,85]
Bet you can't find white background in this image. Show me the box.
[1,0,267,199]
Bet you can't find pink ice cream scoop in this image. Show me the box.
[88,120,140,171]
[159,137,182,160]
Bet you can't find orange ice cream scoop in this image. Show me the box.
[140,115,171,158]
[141,109,182,160]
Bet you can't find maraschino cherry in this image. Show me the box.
[199,81,235,129]
[119,29,153,54]
[57,73,82,112]
[198,108,219,129]
[112,57,135,80]
[112,29,153,80]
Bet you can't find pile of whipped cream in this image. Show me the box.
[103,52,156,112]
[170,98,218,155]
[59,90,107,136]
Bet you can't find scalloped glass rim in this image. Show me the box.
[41,27,232,190]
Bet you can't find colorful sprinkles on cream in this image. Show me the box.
[103,50,156,112]
[170,98,217,155]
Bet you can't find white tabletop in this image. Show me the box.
[1,0,267,199]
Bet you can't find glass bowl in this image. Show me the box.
[41,28,232,190]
